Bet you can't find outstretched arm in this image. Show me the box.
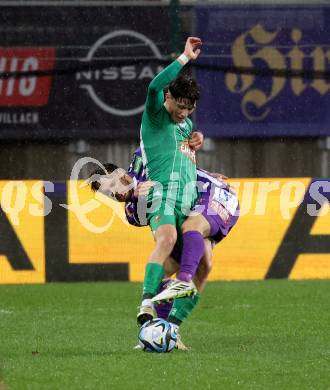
[145,37,202,114]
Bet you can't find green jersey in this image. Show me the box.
[140,60,197,213]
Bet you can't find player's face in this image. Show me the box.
[98,168,134,202]
[168,96,196,123]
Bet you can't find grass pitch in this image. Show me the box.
[0,280,329,389]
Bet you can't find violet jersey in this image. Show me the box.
[193,169,240,242]
[124,149,239,242]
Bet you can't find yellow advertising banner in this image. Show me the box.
[67,181,154,281]
[66,178,330,281]
[0,181,45,284]
[0,178,330,284]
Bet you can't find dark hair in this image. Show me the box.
[89,162,119,192]
[168,74,200,104]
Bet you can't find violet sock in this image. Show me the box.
[155,302,173,319]
[177,231,204,282]
[154,280,174,319]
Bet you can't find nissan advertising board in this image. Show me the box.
[0,6,170,140]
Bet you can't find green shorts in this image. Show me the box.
[147,199,189,249]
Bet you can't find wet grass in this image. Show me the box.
[0,280,329,389]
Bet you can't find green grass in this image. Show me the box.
[0,280,329,389]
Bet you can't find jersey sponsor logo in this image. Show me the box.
[210,200,230,223]
[0,48,55,107]
[76,30,164,117]
[212,187,238,215]
[179,141,196,164]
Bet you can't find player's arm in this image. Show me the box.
[125,200,145,227]
[145,37,202,114]
[197,167,228,183]
[127,148,144,179]
[125,180,155,227]
[207,172,228,182]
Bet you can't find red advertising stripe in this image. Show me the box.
[0,48,55,107]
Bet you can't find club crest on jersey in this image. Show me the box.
[179,141,196,164]
[178,121,188,130]
[176,121,190,137]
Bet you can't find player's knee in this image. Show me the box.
[181,220,191,234]
[156,234,176,254]
[181,218,204,235]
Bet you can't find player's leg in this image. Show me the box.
[152,213,211,303]
[151,240,212,350]
[178,213,211,281]
[137,212,177,325]
[193,240,213,293]
[154,256,180,320]
[168,239,212,326]
[165,208,239,336]
[154,238,212,319]
[168,239,213,350]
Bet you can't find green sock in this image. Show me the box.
[168,293,200,325]
[142,263,165,298]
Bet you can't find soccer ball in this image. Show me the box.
[138,318,177,353]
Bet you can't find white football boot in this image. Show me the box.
[136,303,156,326]
[151,279,197,304]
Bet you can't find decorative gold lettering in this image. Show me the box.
[287,29,307,96]
[311,47,330,94]
[227,24,330,121]
[227,24,286,121]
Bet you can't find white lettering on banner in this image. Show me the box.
[0,57,38,97]
[0,48,55,107]
[76,66,159,81]
[0,112,39,124]
[77,30,164,117]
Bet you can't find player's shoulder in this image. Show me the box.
[142,103,167,128]
[196,168,212,184]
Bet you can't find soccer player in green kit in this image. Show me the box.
[137,37,204,326]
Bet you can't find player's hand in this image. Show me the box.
[208,172,228,182]
[209,172,236,192]
[189,131,204,151]
[184,37,202,60]
[134,181,156,197]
